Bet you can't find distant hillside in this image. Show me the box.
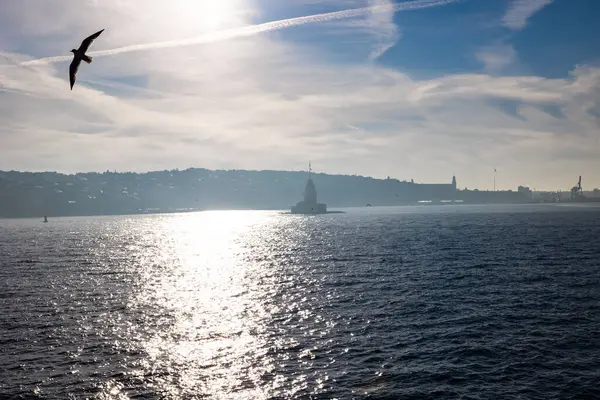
[0,168,527,218]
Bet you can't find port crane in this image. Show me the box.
[570,176,583,200]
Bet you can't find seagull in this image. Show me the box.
[69,29,104,90]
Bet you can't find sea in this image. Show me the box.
[1,204,599,399]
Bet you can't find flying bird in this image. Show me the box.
[69,29,104,90]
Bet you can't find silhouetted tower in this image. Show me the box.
[452,176,457,190]
[291,161,327,214]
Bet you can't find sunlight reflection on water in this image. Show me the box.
[51,209,330,399]
[116,211,284,399]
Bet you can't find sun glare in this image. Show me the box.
[177,0,239,31]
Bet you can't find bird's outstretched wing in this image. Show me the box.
[79,29,104,53]
[69,58,81,90]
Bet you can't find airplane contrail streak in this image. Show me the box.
[22,0,460,66]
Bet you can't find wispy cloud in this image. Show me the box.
[365,0,400,60]
[503,0,553,31]
[476,43,517,73]
[22,0,459,65]
[299,0,400,61]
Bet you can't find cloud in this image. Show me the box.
[1,0,600,190]
[364,0,401,60]
[305,0,401,60]
[21,0,458,65]
[4,38,600,189]
[475,43,517,73]
[347,0,401,61]
[503,0,553,31]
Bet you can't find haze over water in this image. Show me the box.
[1,204,599,399]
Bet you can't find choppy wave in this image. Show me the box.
[1,205,599,399]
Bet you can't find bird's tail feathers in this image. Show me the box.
[83,55,93,64]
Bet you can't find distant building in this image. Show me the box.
[291,164,327,214]
[414,176,457,201]
[518,185,531,194]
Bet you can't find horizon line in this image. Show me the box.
[1,168,591,192]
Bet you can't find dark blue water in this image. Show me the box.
[1,205,599,399]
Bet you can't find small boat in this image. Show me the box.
[43,216,48,223]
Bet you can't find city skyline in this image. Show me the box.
[1,0,599,190]
[1,166,596,194]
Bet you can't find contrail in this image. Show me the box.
[22,0,460,66]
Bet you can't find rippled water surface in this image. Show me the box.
[1,205,600,399]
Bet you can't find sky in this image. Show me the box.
[1,0,599,191]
